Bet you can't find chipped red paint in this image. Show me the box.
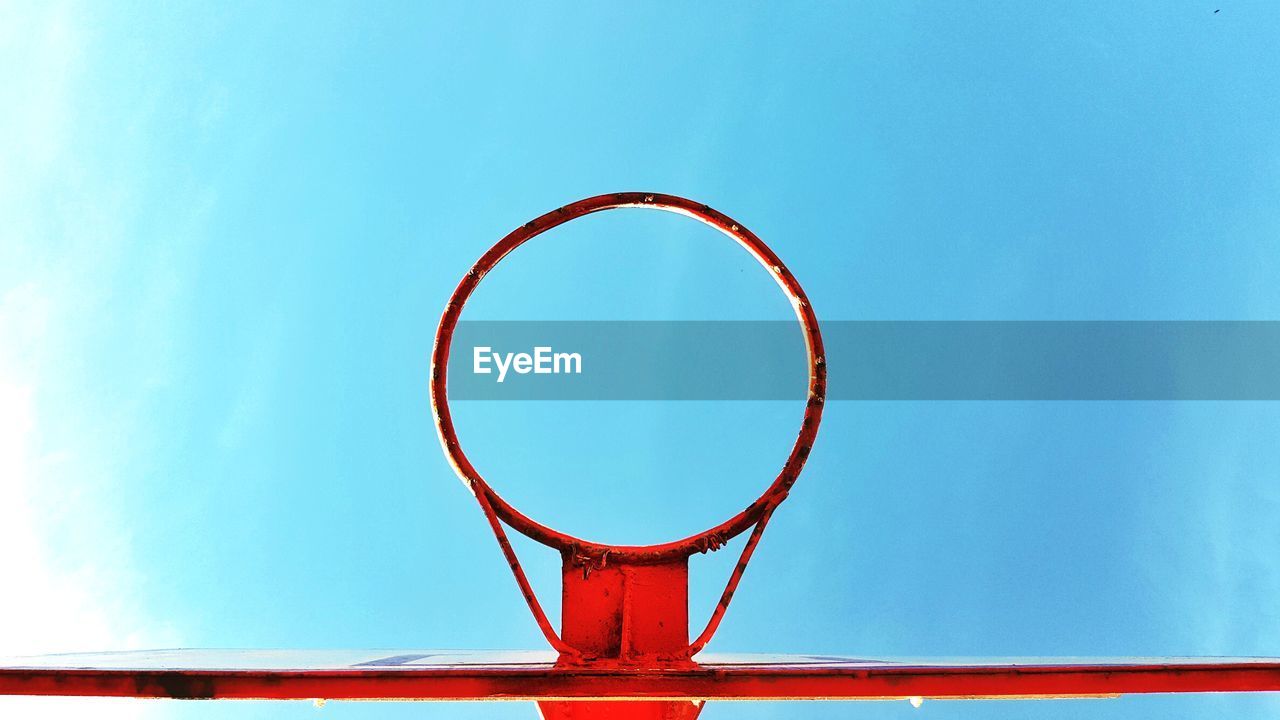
[3,656,1280,700]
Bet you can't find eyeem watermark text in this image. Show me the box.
[473,346,583,383]
[453,321,1280,400]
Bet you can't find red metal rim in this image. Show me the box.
[430,192,827,563]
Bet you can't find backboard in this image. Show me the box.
[3,194,1277,719]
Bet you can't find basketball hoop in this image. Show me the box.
[430,192,826,671]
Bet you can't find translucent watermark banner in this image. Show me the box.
[446,321,1280,400]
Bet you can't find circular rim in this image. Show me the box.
[430,192,826,563]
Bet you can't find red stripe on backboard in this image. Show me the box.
[2,654,1279,700]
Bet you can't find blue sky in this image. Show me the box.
[2,1,1278,719]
